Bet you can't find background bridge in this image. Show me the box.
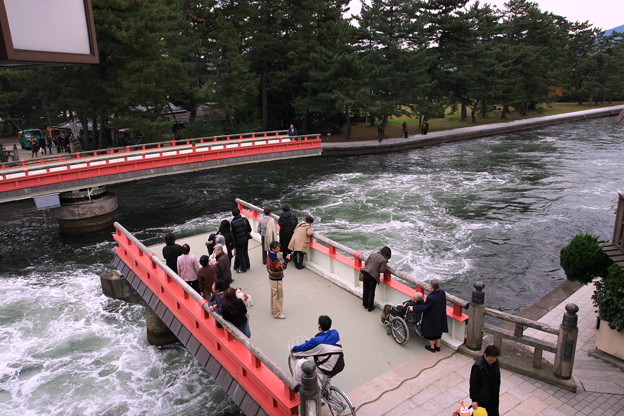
[0,130,321,204]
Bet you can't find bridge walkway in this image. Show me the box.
[151,234,624,416]
[150,233,432,397]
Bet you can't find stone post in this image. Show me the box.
[554,303,579,380]
[298,360,320,416]
[466,281,486,351]
[146,307,178,346]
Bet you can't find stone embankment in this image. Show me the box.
[322,105,624,156]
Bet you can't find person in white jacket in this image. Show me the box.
[257,207,278,265]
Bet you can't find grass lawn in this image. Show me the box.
[327,102,624,142]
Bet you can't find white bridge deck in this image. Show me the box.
[150,232,434,409]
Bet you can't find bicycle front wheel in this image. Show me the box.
[323,385,356,416]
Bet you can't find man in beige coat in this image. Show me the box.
[287,215,314,269]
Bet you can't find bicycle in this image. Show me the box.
[288,336,356,416]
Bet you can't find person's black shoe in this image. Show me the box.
[435,346,441,352]
[425,346,436,353]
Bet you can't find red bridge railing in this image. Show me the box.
[0,132,321,195]
[112,222,299,415]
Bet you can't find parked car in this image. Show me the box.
[18,129,44,150]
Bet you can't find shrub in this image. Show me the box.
[560,233,611,284]
[592,264,624,332]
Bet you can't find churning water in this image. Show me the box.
[1,117,622,414]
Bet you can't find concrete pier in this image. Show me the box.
[49,192,117,235]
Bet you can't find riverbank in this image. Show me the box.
[322,105,624,156]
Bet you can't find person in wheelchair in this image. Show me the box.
[381,292,424,323]
[291,315,345,383]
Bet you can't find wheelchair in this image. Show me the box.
[381,305,423,345]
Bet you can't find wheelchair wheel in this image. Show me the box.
[414,316,423,338]
[390,316,409,345]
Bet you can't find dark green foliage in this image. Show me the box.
[1,0,623,141]
[560,233,611,284]
[592,264,624,331]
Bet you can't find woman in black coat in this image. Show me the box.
[412,279,448,352]
[221,287,251,338]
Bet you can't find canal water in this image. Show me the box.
[0,117,621,415]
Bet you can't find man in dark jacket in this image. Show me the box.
[230,208,252,273]
[278,204,298,262]
[162,232,183,274]
[470,345,501,416]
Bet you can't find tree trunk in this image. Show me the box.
[500,106,509,119]
[369,113,376,127]
[261,67,269,131]
[460,101,468,121]
[344,111,352,141]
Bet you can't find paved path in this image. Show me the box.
[353,283,624,416]
[322,105,624,156]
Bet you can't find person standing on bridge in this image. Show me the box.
[162,232,183,274]
[211,244,233,285]
[411,279,448,353]
[197,255,216,300]
[287,124,298,137]
[267,241,287,319]
[231,208,252,273]
[177,244,201,293]
[470,344,501,416]
[278,204,298,263]
[360,246,392,312]
[258,207,278,265]
[288,215,314,269]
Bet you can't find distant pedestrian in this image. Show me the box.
[46,136,53,154]
[267,241,287,319]
[377,125,383,142]
[54,135,62,153]
[222,287,251,337]
[231,208,252,273]
[197,255,217,300]
[421,119,429,135]
[278,204,298,263]
[401,122,408,138]
[470,345,501,416]
[288,124,298,137]
[360,246,392,312]
[29,137,38,158]
[40,136,47,155]
[258,207,278,265]
[288,215,314,269]
[162,232,183,274]
[412,279,448,352]
[176,244,200,293]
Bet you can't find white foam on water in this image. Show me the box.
[0,268,241,415]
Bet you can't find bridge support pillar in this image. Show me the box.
[100,270,144,305]
[49,187,118,235]
[146,307,178,346]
